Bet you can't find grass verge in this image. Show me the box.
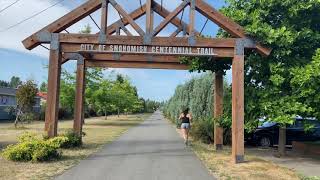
[0,114,150,180]
[170,117,314,180]
[191,142,300,180]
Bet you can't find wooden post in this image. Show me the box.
[116,26,120,35]
[146,0,153,34]
[44,33,61,137]
[189,0,195,45]
[214,71,223,150]
[100,0,108,35]
[232,39,245,163]
[74,58,86,136]
[100,0,108,43]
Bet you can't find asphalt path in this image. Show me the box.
[56,111,215,180]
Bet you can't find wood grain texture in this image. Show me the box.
[153,1,189,36]
[44,47,61,137]
[100,0,108,35]
[153,1,200,36]
[232,54,245,163]
[74,60,86,136]
[146,0,153,36]
[58,34,236,47]
[214,72,223,150]
[109,0,145,36]
[86,60,188,70]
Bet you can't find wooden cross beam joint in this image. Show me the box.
[152,0,190,37]
[235,38,256,55]
[109,0,145,36]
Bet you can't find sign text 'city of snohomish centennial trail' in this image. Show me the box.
[80,44,217,56]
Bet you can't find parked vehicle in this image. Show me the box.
[245,117,320,147]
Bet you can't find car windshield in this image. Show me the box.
[259,122,277,128]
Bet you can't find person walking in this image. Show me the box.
[179,108,192,146]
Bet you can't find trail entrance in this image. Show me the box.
[23,0,271,163]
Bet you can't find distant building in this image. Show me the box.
[0,87,41,120]
[37,92,47,105]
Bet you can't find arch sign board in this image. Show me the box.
[22,0,270,164]
[80,44,217,56]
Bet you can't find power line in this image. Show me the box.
[40,44,50,50]
[200,18,209,35]
[0,0,21,14]
[89,14,100,30]
[0,0,65,32]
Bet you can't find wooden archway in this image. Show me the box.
[23,0,270,163]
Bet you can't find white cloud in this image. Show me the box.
[0,0,72,57]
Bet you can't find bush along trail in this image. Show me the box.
[0,114,149,180]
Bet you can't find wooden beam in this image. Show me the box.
[170,28,182,37]
[86,60,188,70]
[44,34,61,137]
[146,0,153,35]
[61,46,234,59]
[23,0,102,50]
[189,0,195,39]
[153,0,189,36]
[74,59,86,136]
[194,0,271,56]
[106,5,146,35]
[109,0,145,36]
[58,34,236,48]
[118,21,133,36]
[231,40,245,163]
[214,71,223,150]
[116,27,120,35]
[86,54,181,62]
[100,0,108,35]
[153,1,199,36]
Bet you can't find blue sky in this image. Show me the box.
[0,0,230,101]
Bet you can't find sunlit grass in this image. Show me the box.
[191,142,300,180]
[0,114,150,180]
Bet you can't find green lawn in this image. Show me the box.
[0,114,150,180]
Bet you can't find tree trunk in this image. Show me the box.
[14,115,19,128]
[14,109,21,128]
[278,127,286,157]
[118,108,120,117]
[105,110,107,120]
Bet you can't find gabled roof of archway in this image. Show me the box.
[22,0,271,56]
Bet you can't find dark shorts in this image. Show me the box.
[181,123,190,129]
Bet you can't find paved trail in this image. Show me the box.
[56,111,215,180]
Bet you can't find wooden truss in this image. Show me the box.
[23,0,271,164]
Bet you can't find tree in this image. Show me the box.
[0,80,10,88]
[79,24,92,34]
[182,0,320,156]
[85,68,104,118]
[9,76,22,88]
[15,80,38,127]
[291,49,320,120]
[59,70,76,118]
[142,99,161,113]
[116,74,125,84]
[92,79,115,119]
[40,82,47,92]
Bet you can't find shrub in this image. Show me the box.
[48,136,69,148]
[1,132,63,162]
[30,141,62,162]
[59,130,83,148]
[190,118,214,144]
